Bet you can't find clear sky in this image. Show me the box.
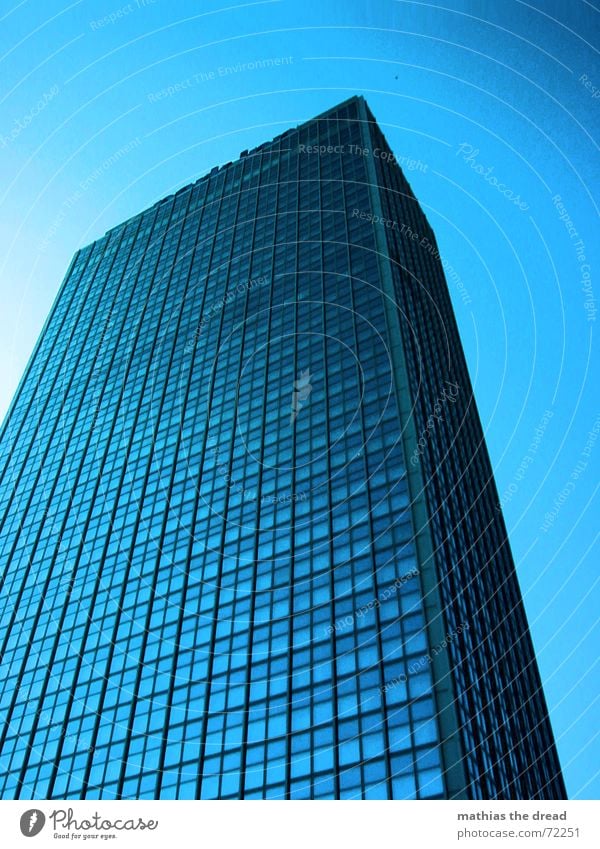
[0,0,598,799]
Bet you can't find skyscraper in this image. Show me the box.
[0,96,565,800]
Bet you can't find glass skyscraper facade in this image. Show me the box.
[0,96,565,800]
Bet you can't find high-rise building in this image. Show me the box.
[0,96,565,800]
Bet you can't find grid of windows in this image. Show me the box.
[358,99,565,799]
[0,96,563,800]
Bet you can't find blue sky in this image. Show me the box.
[0,0,598,798]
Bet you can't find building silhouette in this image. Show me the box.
[0,96,565,799]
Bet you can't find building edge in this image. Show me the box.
[357,96,469,800]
